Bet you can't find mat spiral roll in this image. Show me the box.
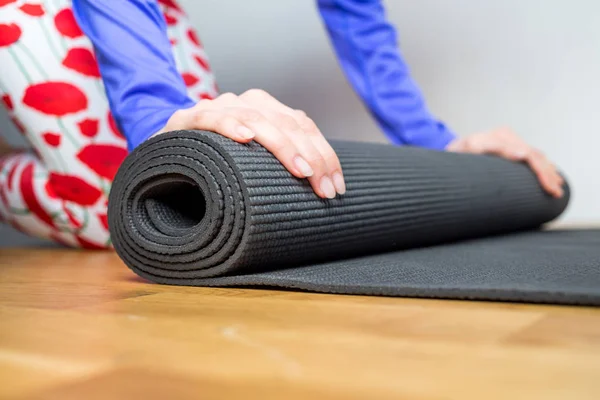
[108,130,569,286]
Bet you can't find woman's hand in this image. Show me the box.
[446,128,564,198]
[157,89,345,199]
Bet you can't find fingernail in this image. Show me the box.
[320,176,336,199]
[293,156,313,177]
[332,172,346,195]
[236,126,254,140]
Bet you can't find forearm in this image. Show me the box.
[317,0,455,149]
[73,0,194,150]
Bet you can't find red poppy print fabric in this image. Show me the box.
[19,3,45,17]
[157,0,182,12]
[0,0,17,7]
[62,48,101,78]
[23,82,88,116]
[48,172,103,205]
[42,132,61,147]
[181,72,200,87]
[76,144,128,180]
[0,0,217,248]
[0,23,21,46]
[77,118,99,138]
[54,8,82,38]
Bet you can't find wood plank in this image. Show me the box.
[0,248,599,399]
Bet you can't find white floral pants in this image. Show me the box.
[0,0,216,248]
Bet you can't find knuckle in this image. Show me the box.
[302,145,324,161]
[196,98,213,108]
[269,140,291,155]
[294,109,307,117]
[493,129,512,141]
[235,108,263,123]
[215,116,233,132]
[520,148,532,158]
[491,139,506,150]
[242,88,269,100]
[516,145,530,154]
[276,113,300,131]
[298,117,319,135]
[217,92,237,102]
[531,149,544,159]
[304,151,326,167]
[323,149,340,166]
[493,130,506,139]
[505,132,517,140]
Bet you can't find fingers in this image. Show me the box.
[525,151,564,198]
[473,136,528,162]
[285,109,345,197]
[482,133,564,198]
[230,107,338,199]
[294,111,346,195]
[449,129,564,198]
[227,107,316,180]
[254,109,336,199]
[162,90,346,199]
[240,90,345,197]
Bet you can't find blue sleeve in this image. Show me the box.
[73,0,195,150]
[317,0,455,149]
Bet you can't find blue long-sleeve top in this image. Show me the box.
[73,0,456,151]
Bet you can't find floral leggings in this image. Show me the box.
[0,0,216,248]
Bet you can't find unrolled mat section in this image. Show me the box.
[108,130,600,305]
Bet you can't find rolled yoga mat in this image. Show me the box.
[108,130,600,305]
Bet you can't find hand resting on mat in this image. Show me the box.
[446,128,564,198]
[155,89,345,199]
[154,90,561,200]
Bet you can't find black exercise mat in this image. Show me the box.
[108,130,600,305]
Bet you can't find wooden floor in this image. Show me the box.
[1,249,599,400]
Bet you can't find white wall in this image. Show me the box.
[181,0,599,222]
[1,0,599,245]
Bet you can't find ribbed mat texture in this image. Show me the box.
[108,130,600,305]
